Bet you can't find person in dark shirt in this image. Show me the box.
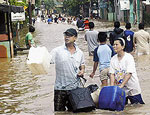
[54,16,58,24]
[124,22,134,53]
[76,16,85,30]
[109,21,124,46]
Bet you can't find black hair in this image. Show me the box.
[114,38,125,47]
[125,22,131,29]
[79,15,82,20]
[114,21,120,28]
[138,23,144,29]
[98,32,107,42]
[89,22,94,29]
[29,26,35,32]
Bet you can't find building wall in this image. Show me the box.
[114,0,124,21]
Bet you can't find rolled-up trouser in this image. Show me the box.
[126,94,145,104]
[54,90,73,111]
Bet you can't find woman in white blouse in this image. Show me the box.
[109,38,145,104]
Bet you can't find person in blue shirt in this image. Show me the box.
[47,17,52,24]
[124,22,134,53]
[90,32,116,87]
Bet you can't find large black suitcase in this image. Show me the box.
[69,87,96,112]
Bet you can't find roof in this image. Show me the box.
[0,4,24,13]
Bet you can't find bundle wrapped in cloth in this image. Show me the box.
[27,46,51,75]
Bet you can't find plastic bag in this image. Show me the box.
[27,46,51,75]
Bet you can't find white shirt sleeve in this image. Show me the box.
[80,52,85,66]
[109,58,115,74]
[126,54,136,73]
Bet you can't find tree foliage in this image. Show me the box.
[35,0,55,9]
[45,0,55,10]
[9,0,26,6]
[63,0,90,16]
[35,0,41,7]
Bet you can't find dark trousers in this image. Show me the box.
[54,90,73,111]
[126,94,145,104]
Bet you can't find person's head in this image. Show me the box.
[29,26,35,33]
[113,37,125,53]
[114,21,120,28]
[138,23,144,29]
[125,22,131,29]
[89,22,94,29]
[79,15,82,20]
[98,32,107,43]
[63,28,78,44]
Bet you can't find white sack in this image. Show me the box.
[27,46,51,75]
[91,88,101,107]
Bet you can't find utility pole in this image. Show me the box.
[130,0,134,24]
[137,0,140,24]
[28,0,32,25]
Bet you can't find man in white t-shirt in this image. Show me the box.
[134,23,150,56]
[85,22,99,56]
[110,38,144,104]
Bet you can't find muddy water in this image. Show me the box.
[0,21,150,115]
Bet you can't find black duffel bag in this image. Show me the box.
[69,87,96,112]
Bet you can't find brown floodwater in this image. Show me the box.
[0,21,150,115]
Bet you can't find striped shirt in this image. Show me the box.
[50,44,85,90]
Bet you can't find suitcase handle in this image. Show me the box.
[62,76,87,89]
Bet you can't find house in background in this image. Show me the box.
[98,0,145,24]
[0,3,24,58]
[143,0,150,14]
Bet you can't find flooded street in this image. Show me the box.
[0,21,150,115]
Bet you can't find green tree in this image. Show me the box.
[63,0,90,16]
[45,0,55,10]
[35,0,41,7]
[9,0,26,6]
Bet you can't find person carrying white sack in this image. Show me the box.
[49,28,85,111]
[109,37,145,105]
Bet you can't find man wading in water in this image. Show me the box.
[50,28,85,111]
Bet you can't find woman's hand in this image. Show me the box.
[119,84,124,88]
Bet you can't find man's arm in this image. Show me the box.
[148,33,150,43]
[133,34,136,52]
[49,48,56,64]
[90,62,98,78]
[28,40,31,47]
[85,34,87,41]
